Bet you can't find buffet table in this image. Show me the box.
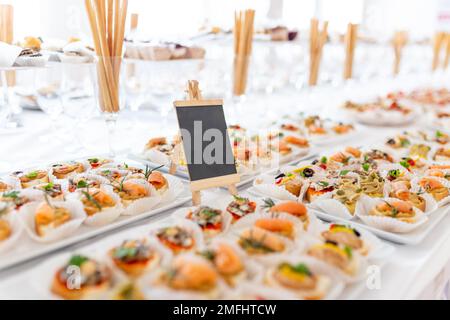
[0,73,449,300]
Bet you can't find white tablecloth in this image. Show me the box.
[1,73,449,300]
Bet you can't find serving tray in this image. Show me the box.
[129,148,319,189]
[307,207,450,245]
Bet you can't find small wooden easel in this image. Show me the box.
[174,80,240,206]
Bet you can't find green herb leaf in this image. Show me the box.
[290,263,312,276]
[318,181,329,187]
[25,171,39,179]
[77,180,88,189]
[3,191,19,199]
[384,201,399,217]
[114,247,138,260]
[200,250,216,261]
[233,195,247,202]
[262,198,276,209]
[388,169,401,179]
[399,160,410,169]
[320,156,328,164]
[340,170,350,176]
[400,139,410,147]
[144,165,165,179]
[362,163,370,172]
[344,246,353,258]
[68,255,89,267]
[81,190,102,211]
[43,183,54,191]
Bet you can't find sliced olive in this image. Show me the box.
[302,168,315,178]
[275,173,286,180]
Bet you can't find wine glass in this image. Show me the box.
[0,70,9,129]
[34,63,64,142]
[123,59,149,112]
[61,62,99,154]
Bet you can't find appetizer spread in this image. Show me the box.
[0,158,186,261]
[140,125,312,179]
[279,114,356,143]
[28,195,390,300]
[253,130,449,234]
[344,98,415,126]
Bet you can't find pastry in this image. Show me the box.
[419,178,449,202]
[238,227,286,255]
[156,226,196,254]
[52,162,85,179]
[254,217,295,239]
[307,241,358,275]
[34,202,72,237]
[200,243,244,286]
[80,188,116,216]
[0,218,11,242]
[13,170,49,188]
[51,255,112,300]
[158,256,218,293]
[147,171,169,194]
[34,183,64,200]
[226,196,257,223]
[265,262,331,300]
[321,224,367,256]
[268,201,309,230]
[110,239,160,277]
[187,207,224,237]
[369,200,416,223]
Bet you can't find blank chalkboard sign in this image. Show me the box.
[174,81,240,204]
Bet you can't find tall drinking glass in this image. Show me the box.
[61,62,98,154]
[34,63,64,142]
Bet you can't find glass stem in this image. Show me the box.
[104,113,118,158]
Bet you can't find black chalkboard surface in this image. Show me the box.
[174,103,238,182]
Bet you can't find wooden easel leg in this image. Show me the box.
[192,191,201,206]
[169,162,177,175]
[228,184,238,196]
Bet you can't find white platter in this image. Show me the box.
[129,148,319,188]
[308,207,449,245]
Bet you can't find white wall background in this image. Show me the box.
[0,0,447,41]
